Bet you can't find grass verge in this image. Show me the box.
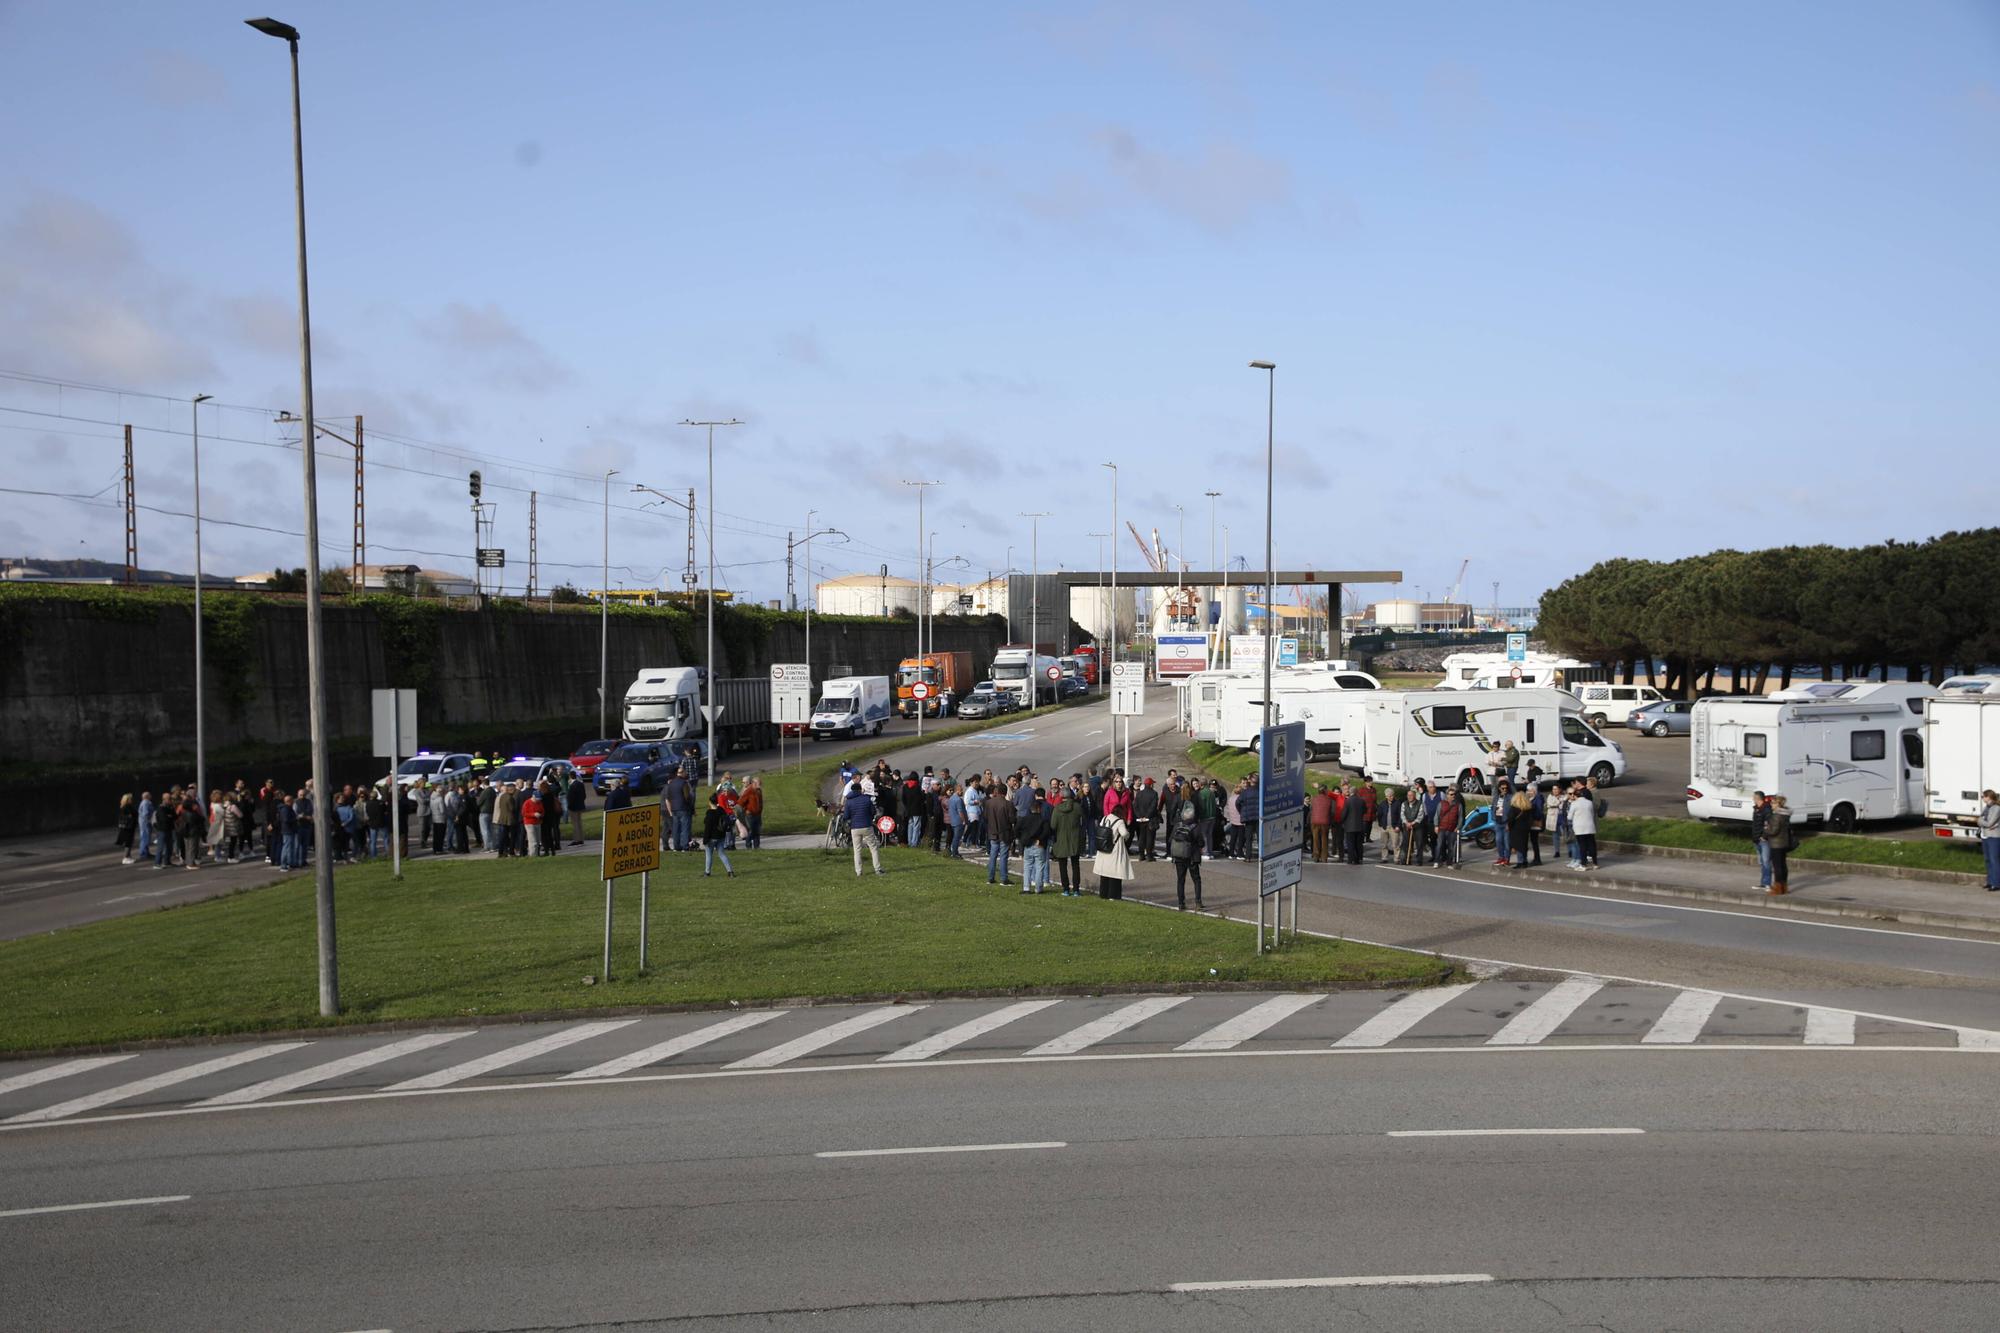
[0,846,1445,1054]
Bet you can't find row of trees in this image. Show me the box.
[1537,530,2000,695]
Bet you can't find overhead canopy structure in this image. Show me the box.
[1052,569,1401,587]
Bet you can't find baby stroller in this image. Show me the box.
[819,800,851,854]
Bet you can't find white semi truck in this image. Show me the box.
[622,666,775,757]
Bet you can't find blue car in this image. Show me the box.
[592,742,680,795]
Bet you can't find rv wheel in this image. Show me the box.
[1589,762,1616,787]
[1828,803,1856,834]
[1458,771,1485,796]
[1302,742,1321,763]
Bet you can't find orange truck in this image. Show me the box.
[896,650,974,718]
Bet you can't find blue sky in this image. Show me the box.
[2,0,1995,610]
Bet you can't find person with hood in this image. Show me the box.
[1094,803,1133,899]
[1131,778,1161,861]
[1167,798,1204,910]
[1050,784,1086,895]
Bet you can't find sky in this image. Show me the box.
[1,0,1996,612]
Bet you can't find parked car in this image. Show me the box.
[389,751,472,790]
[1572,682,1667,729]
[487,756,579,793]
[591,742,685,795]
[1628,699,1695,737]
[568,738,621,777]
[957,681,1005,720]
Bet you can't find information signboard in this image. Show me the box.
[476,548,506,568]
[769,663,812,726]
[1257,720,1306,897]
[1229,633,1265,667]
[1277,636,1299,667]
[1110,661,1146,715]
[1507,632,1527,662]
[1154,632,1210,678]
[601,804,662,880]
[371,688,417,759]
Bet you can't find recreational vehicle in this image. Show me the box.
[1922,679,2000,841]
[1278,686,1382,766]
[1182,668,1257,742]
[1686,681,1936,830]
[1216,670,1381,751]
[1359,687,1625,792]
[1437,651,1591,691]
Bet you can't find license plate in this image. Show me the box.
[1721,799,1745,809]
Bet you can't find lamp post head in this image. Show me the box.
[1249,360,1275,370]
[245,17,300,41]
[193,393,214,405]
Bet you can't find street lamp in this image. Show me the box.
[1102,461,1118,770]
[1205,489,1220,664]
[1249,362,1275,732]
[902,481,941,734]
[191,393,212,810]
[1020,511,1050,706]
[600,468,618,738]
[1087,531,1109,687]
[680,418,741,787]
[247,14,336,1016]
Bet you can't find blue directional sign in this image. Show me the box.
[1506,632,1527,662]
[1277,636,1299,667]
[1257,720,1306,897]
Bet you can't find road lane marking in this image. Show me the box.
[0,1055,136,1099]
[201,1032,474,1105]
[1804,1008,1857,1046]
[5,1044,308,1123]
[1956,1027,2000,1050]
[1170,1273,1493,1292]
[1387,1127,1644,1138]
[1178,994,1324,1051]
[726,1006,922,1069]
[1023,996,1189,1055]
[1641,989,1723,1044]
[879,1000,1062,1062]
[565,1011,783,1078]
[386,1021,636,1090]
[815,1141,1065,1159]
[1488,977,1604,1046]
[1332,983,1480,1047]
[0,1195,190,1219]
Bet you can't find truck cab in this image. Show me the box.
[623,666,700,741]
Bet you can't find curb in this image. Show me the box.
[1598,839,1986,888]
[1489,861,2000,935]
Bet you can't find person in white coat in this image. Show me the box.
[1568,779,1600,870]
[1094,810,1133,900]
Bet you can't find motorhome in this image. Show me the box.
[1181,668,1256,741]
[1360,686,1625,792]
[1216,670,1382,752]
[1437,651,1591,691]
[989,646,1061,707]
[1686,681,1936,830]
[1277,685,1381,765]
[1921,678,2000,841]
[810,676,892,740]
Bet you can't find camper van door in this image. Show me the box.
[1899,723,1925,818]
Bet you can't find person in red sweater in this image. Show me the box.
[1101,774,1134,824]
[521,790,544,856]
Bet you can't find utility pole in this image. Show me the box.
[350,414,364,586]
[1205,489,1220,665]
[601,469,617,738]
[1087,532,1109,683]
[681,418,741,787]
[192,394,212,808]
[1102,462,1118,770]
[902,482,941,733]
[528,490,538,599]
[786,531,796,610]
[1021,511,1049,706]
[123,424,137,584]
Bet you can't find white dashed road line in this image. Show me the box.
[1171,1273,1494,1292]
[0,1195,190,1220]
[815,1141,1065,1159]
[1387,1127,1645,1138]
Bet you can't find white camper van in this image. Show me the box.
[1437,651,1589,691]
[1687,681,1935,831]
[1216,670,1381,751]
[1921,678,2000,841]
[810,676,892,740]
[1279,686,1382,766]
[1183,669,1256,742]
[1360,687,1625,792]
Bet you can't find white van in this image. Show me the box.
[1921,680,2000,840]
[810,676,892,740]
[1360,686,1625,793]
[1216,669,1381,750]
[1571,682,1667,729]
[1687,681,1935,831]
[1437,651,1589,691]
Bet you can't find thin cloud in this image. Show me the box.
[138,50,227,109]
[417,302,571,393]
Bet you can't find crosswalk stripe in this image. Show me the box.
[386,1021,637,1091]
[1333,983,1480,1048]
[565,1011,784,1079]
[1178,994,1325,1052]
[1955,1027,2000,1050]
[1488,978,1603,1046]
[1024,996,1189,1056]
[880,1000,1063,1063]
[200,1032,475,1105]
[1641,990,1723,1045]
[0,1055,136,1099]
[726,1006,923,1069]
[5,1044,308,1123]
[1804,1009,1856,1046]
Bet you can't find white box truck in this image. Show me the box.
[1687,680,1935,831]
[810,675,892,740]
[1361,686,1625,793]
[1922,679,2000,841]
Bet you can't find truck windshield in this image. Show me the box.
[992,664,1027,680]
[627,703,670,722]
[897,667,939,686]
[817,697,854,713]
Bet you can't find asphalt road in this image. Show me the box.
[9,1052,2000,1330]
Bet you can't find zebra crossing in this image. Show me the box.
[3,981,1996,1128]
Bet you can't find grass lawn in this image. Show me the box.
[0,847,1445,1054]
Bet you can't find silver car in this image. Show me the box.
[1627,699,1694,737]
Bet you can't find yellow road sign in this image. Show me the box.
[601,804,662,879]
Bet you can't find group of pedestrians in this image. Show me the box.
[644,765,763,877]
[831,760,1219,910]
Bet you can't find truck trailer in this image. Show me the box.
[896,650,973,718]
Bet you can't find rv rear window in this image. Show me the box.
[1430,705,1468,732]
[1852,731,1885,762]
[1744,733,1768,757]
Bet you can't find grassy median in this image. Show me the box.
[0,847,1445,1053]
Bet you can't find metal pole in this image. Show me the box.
[601,468,616,739]
[1103,463,1118,769]
[1206,490,1219,673]
[251,21,340,1017]
[603,878,614,981]
[389,700,401,880]
[805,507,815,684]
[639,870,649,972]
[191,394,212,810]
[1251,360,1277,947]
[1022,511,1049,707]
[677,419,741,789]
[903,481,940,735]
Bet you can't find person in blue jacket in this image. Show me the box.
[844,781,882,877]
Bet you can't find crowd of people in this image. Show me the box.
[1304,770,1609,872]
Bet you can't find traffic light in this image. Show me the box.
[469,470,482,499]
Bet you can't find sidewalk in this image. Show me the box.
[1463,845,2000,934]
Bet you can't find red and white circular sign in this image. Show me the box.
[1509,665,1524,681]
[911,682,930,699]
[1046,665,1062,680]
[875,815,896,837]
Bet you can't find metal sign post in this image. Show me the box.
[1111,662,1145,775]
[1257,720,1306,954]
[600,804,663,980]
[371,689,416,880]
[771,664,811,775]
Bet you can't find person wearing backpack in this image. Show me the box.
[1094,807,1133,899]
[1168,801,1204,910]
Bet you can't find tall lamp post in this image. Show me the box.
[1205,490,1221,666]
[246,15,337,1016]
[680,419,741,787]
[1087,531,1109,690]
[1101,462,1118,770]
[1249,358,1281,949]
[191,393,213,808]
[600,468,618,738]
[1020,511,1050,706]
[902,481,941,734]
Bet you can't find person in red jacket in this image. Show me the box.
[521,790,544,856]
[1101,774,1134,824]
[1309,784,1335,862]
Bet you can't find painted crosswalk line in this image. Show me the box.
[1804,1008,1857,1046]
[727,1006,922,1069]
[1024,996,1189,1056]
[1178,994,1324,1052]
[880,1000,1064,1063]
[1333,983,1480,1048]
[1487,978,1604,1046]
[0,1056,136,1100]
[386,1021,637,1091]
[6,1044,309,1123]
[1641,990,1723,1044]
[202,1032,475,1105]
[565,1011,784,1079]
